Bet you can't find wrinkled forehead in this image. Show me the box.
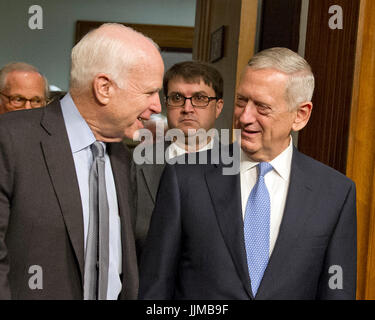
[5,70,44,85]
[131,48,164,74]
[239,67,289,88]
[4,71,45,95]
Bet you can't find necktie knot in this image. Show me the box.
[258,162,273,177]
[91,141,105,159]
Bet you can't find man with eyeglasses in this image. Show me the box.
[0,62,49,115]
[133,61,224,258]
[163,61,224,159]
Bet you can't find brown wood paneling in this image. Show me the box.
[347,0,375,300]
[259,0,302,52]
[193,0,212,61]
[75,21,194,50]
[298,0,360,174]
[193,0,259,132]
[236,0,260,89]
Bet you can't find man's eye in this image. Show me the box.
[171,94,183,101]
[193,94,205,101]
[256,104,271,114]
[13,96,24,102]
[236,98,247,107]
[148,89,161,96]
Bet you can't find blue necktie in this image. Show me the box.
[244,162,273,296]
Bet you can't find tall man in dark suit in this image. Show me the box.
[133,61,224,258]
[139,47,357,299]
[0,23,164,299]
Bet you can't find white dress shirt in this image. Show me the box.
[60,93,122,299]
[240,138,293,256]
[166,138,215,160]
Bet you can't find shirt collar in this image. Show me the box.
[168,138,214,159]
[270,138,293,181]
[60,93,96,153]
[240,137,294,181]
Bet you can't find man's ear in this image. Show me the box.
[93,73,114,105]
[292,102,313,132]
[215,99,224,119]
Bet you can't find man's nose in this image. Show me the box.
[182,98,194,112]
[24,100,33,109]
[150,93,162,114]
[239,101,257,124]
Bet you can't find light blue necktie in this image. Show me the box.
[244,162,273,297]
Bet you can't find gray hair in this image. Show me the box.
[70,23,160,91]
[248,47,314,110]
[0,62,49,99]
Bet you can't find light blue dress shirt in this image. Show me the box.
[60,93,122,300]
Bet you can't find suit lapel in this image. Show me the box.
[140,163,165,203]
[138,141,170,203]
[205,164,253,298]
[40,101,85,281]
[256,149,315,298]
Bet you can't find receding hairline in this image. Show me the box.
[238,66,290,92]
[246,48,311,80]
[69,23,162,92]
[6,69,44,78]
[240,65,314,111]
[0,61,40,73]
[0,62,48,96]
[244,64,310,78]
[91,23,160,53]
[241,48,314,110]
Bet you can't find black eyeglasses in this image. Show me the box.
[0,92,46,108]
[166,93,219,108]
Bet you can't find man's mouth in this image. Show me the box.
[242,129,261,136]
[137,117,146,127]
[180,118,197,122]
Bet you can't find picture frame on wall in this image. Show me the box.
[210,26,225,63]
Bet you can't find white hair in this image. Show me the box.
[70,23,159,91]
[248,47,315,110]
[0,62,49,98]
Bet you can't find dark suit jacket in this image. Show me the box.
[132,146,165,260]
[0,100,138,299]
[139,147,357,299]
[133,139,219,259]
